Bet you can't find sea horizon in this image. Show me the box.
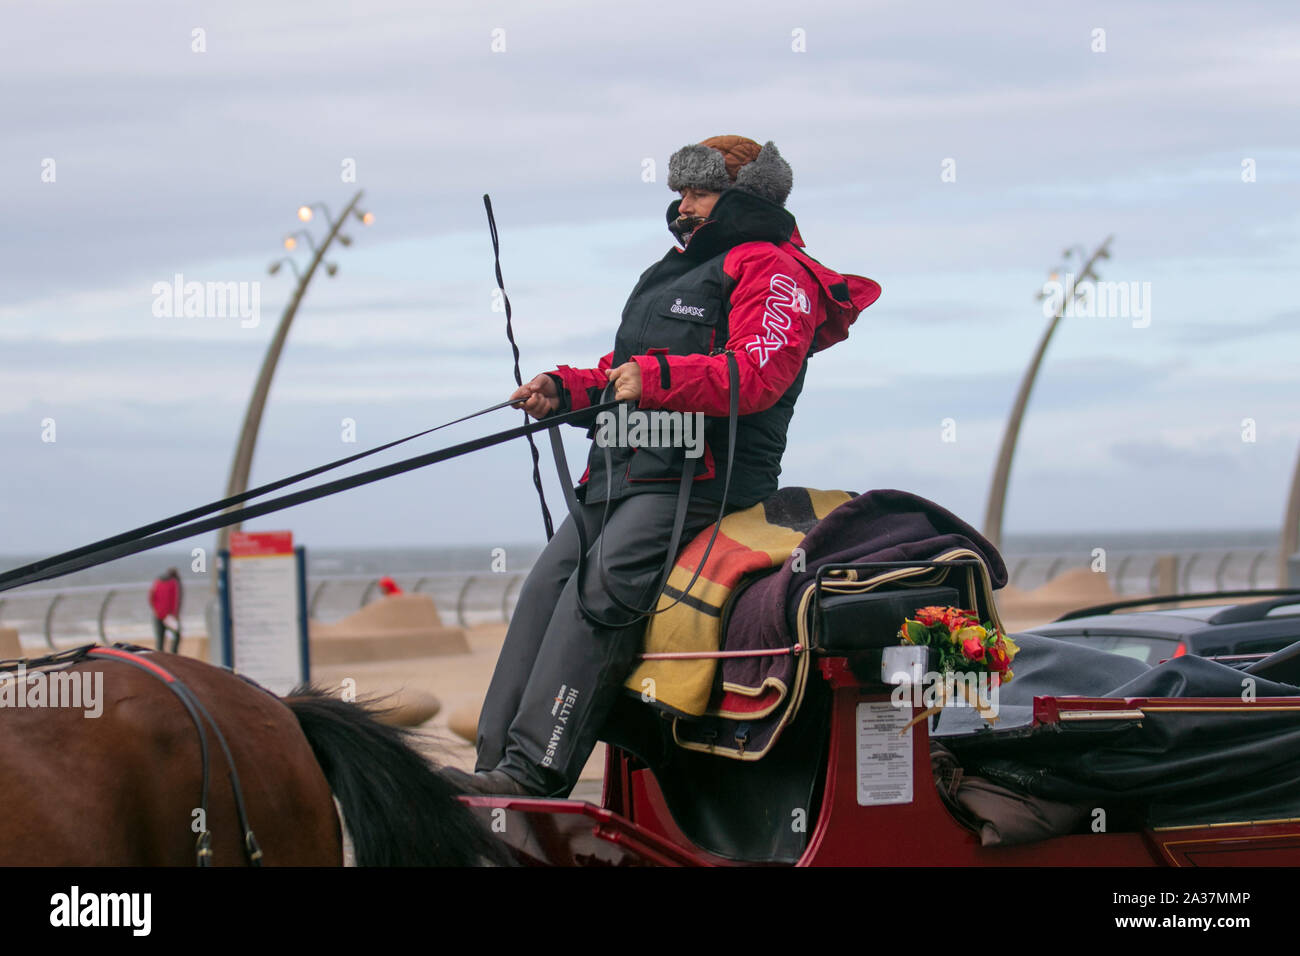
[0,526,1284,591]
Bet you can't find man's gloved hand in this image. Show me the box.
[605,362,642,402]
[509,373,560,420]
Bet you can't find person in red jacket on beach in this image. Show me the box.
[446,135,880,799]
[148,568,182,653]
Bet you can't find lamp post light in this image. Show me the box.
[283,230,317,254]
[214,190,372,572]
[983,236,1113,552]
[266,257,302,279]
[298,202,373,228]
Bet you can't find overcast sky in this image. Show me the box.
[2,0,1297,559]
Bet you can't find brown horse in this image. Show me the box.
[0,647,509,866]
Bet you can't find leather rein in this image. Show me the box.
[2,643,262,866]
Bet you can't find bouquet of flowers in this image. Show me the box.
[898,605,1019,684]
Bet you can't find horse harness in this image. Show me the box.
[1,643,262,866]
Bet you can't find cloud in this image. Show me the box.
[1108,437,1241,470]
[1172,310,1300,345]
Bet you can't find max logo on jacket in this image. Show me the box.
[670,298,707,318]
[746,273,811,368]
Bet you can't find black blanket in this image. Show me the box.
[940,635,1300,827]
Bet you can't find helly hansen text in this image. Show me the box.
[542,686,580,767]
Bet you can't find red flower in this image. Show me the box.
[986,641,1011,673]
[942,608,978,631]
[913,606,948,627]
[914,606,979,631]
[961,636,985,661]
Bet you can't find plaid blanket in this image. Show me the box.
[625,488,854,717]
[628,488,1009,759]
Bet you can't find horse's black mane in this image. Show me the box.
[285,684,514,867]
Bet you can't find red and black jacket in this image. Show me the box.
[546,188,880,508]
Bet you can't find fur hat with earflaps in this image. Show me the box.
[667,135,794,206]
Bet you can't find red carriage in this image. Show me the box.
[461,551,1300,867]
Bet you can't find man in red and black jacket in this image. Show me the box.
[453,136,880,798]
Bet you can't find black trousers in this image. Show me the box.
[152,616,180,654]
[476,491,728,797]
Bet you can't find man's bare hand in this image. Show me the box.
[509,373,560,420]
[605,362,642,402]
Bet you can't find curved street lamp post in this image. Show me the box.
[983,236,1113,551]
[213,190,373,572]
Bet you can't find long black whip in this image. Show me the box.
[484,194,555,540]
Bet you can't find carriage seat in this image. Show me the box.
[813,584,960,652]
[622,486,1008,766]
[600,485,1008,864]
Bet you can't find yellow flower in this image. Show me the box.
[953,625,986,645]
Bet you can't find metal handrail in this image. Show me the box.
[1213,552,1234,591]
[1114,554,1134,596]
[97,589,117,642]
[1180,553,1201,592]
[1004,547,1276,592]
[42,594,63,649]
[500,574,522,619]
[1,549,1278,651]
[359,579,379,606]
[1248,552,1269,589]
[1011,557,1031,585]
[0,568,529,650]
[307,580,329,618]
[455,576,476,628]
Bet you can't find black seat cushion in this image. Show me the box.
[814,584,961,652]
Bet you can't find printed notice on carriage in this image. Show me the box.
[228,531,303,696]
[856,701,913,806]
